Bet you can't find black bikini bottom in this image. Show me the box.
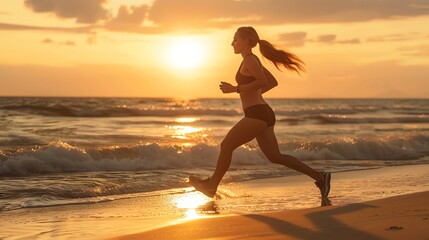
[244,104,276,127]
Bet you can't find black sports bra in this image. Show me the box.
[235,54,262,85]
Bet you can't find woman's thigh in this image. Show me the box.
[221,118,267,150]
[256,126,282,159]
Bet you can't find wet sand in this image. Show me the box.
[110,164,429,240]
[1,164,429,240]
[112,191,429,240]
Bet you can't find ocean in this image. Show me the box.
[1,97,428,212]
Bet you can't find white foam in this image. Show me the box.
[1,134,428,176]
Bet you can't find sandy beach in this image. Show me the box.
[3,0,429,237]
[107,164,429,240]
[2,164,429,240]
[112,191,429,240]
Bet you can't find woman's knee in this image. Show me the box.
[220,139,236,152]
[266,153,283,164]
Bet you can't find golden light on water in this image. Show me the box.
[170,125,204,140]
[175,117,199,123]
[175,191,207,208]
[173,191,211,220]
[183,209,200,220]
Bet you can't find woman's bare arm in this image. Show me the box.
[235,56,268,92]
[219,56,278,94]
[260,67,278,93]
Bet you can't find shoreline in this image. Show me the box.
[1,164,429,240]
[111,191,429,240]
[108,164,429,240]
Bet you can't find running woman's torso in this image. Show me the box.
[235,54,267,109]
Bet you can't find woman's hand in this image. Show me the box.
[219,81,238,94]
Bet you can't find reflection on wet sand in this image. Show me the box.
[173,190,219,219]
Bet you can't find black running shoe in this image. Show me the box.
[315,171,331,199]
[189,176,217,198]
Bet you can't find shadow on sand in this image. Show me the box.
[246,201,384,240]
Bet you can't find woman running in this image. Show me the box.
[189,26,331,203]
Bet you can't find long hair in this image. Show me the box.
[237,26,305,74]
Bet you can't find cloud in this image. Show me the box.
[0,22,93,33]
[146,0,429,30]
[41,38,76,46]
[277,32,307,47]
[109,0,429,34]
[106,5,149,31]
[42,38,53,44]
[24,0,109,23]
[315,34,336,43]
[338,38,361,44]
[9,0,429,34]
[62,40,76,46]
[311,34,362,45]
[367,33,422,42]
[278,32,361,47]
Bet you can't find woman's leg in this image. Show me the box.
[256,126,322,182]
[210,118,267,187]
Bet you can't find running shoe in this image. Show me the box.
[315,171,331,199]
[189,176,217,198]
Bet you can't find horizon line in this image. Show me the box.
[0,95,428,100]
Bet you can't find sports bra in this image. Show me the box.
[235,54,262,85]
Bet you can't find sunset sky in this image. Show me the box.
[1,0,428,98]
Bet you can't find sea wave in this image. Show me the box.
[274,104,428,116]
[308,115,429,124]
[1,134,428,176]
[280,134,429,160]
[2,98,428,118]
[3,103,428,125]
[0,104,240,117]
[277,114,429,125]
[0,141,262,176]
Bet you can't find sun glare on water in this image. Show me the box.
[164,37,206,70]
[174,191,210,220]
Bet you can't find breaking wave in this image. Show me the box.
[1,133,428,176]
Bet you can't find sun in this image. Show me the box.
[164,37,206,70]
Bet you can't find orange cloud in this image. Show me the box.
[17,0,429,34]
[0,22,93,33]
[146,0,429,30]
[367,33,423,42]
[278,32,361,47]
[277,32,307,47]
[42,38,53,44]
[24,0,109,23]
[41,38,76,46]
[106,5,149,31]
[315,34,336,43]
[337,39,360,44]
[120,0,429,33]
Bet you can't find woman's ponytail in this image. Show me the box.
[259,39,305,74]
[237,26,305,74]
